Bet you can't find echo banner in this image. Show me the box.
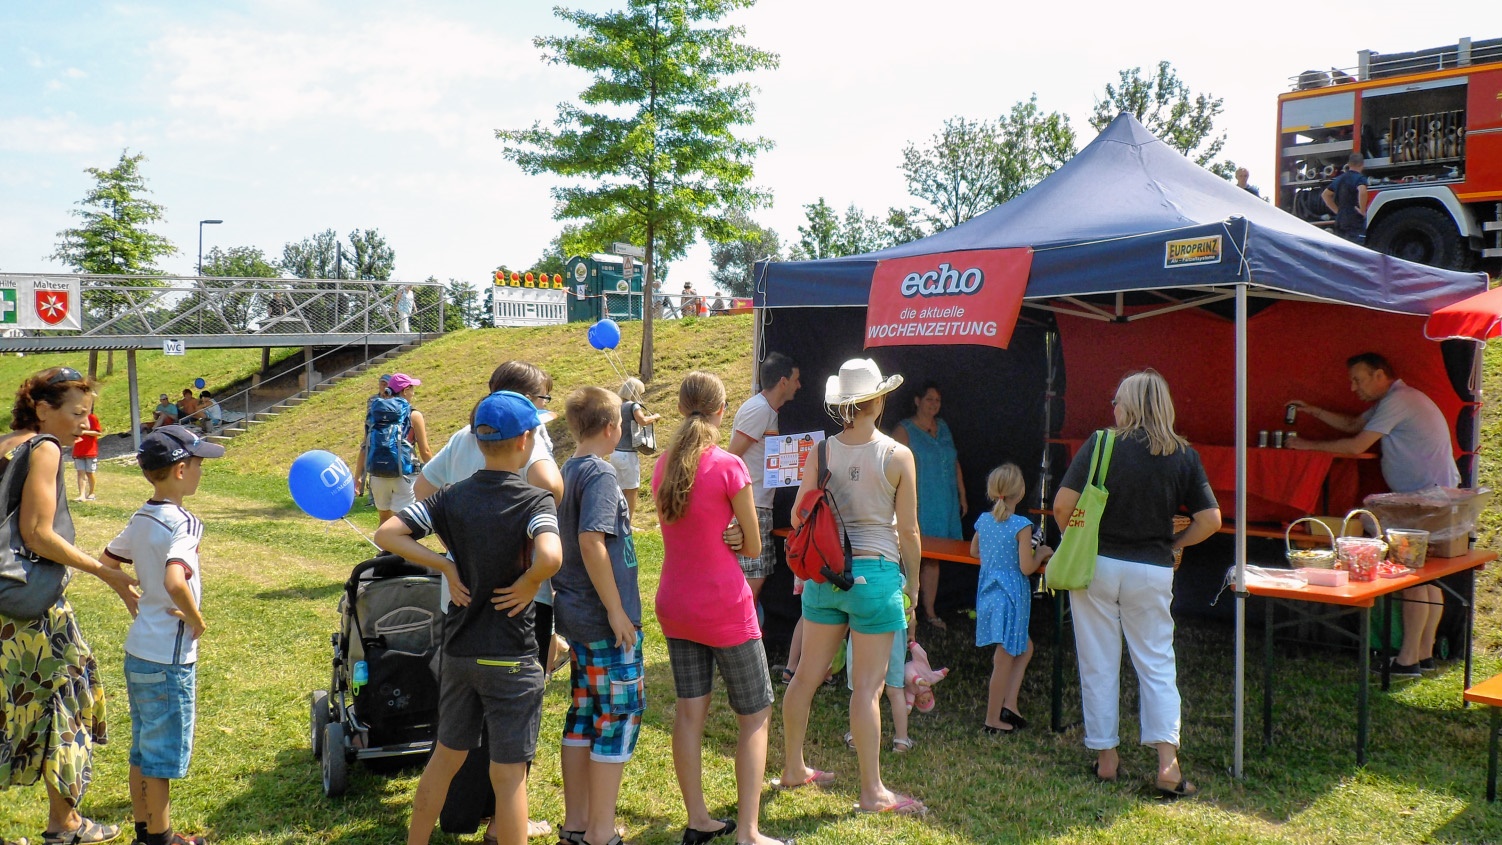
[864,248,1032,351]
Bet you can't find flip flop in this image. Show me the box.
[854,795,927,816]
[771,768,835,790]
[1155,779,1199,800]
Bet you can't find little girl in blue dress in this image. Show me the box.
[971,463,1052,733]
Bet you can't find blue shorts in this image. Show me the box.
[125,653,197,779]
[562,633,645,764]
[801,556,906,635]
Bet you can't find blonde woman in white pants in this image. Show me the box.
[1052,369,1220,799]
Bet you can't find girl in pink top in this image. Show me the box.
[652,371,791,845]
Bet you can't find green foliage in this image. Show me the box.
[279,229,394,281]
[51,149,178,320]
[444,278,481,329]
[413,276,450,333]
[900,97,1077,230]
[901,116,1002,230]
[1091,61,1234,178]
[708,211,780,296]
[790,198,925,260]
[194,245,282,332]
[497,0,779,378]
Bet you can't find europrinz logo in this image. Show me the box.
[1164,235,1222,268]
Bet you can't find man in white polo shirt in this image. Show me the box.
[1289,352,1460,677]
[728,351,801,602]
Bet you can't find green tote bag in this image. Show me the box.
[1045,429,1114,592]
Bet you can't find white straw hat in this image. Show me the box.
[824,358,904,406]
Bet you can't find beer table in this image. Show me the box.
[1247,550,1495,764]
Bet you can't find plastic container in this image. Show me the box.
[1334,508,1386,582]
[1285,517,1336,569]
[1385,528,1430,568]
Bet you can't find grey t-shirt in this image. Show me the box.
[1360,379,1460,493]
[553,455,641,644]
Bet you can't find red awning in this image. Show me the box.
[1425,285,1502,341]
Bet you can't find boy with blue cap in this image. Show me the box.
[375,391,562,845]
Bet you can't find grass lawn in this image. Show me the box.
[4,318,1502,843]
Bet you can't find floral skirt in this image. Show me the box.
[0,596,107,807]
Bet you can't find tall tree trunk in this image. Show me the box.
[105,350,114,376]
[87,351,98,381]
[639,220,655,383]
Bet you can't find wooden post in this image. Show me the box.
[127,350,141,454]
[261,347,270,372]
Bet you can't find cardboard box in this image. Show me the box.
[1428,533,1472,559]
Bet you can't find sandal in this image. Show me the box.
[771,768,835,790]
[891,737,915,753]
[854,794,927,816]
[770,664,792,685]
[163,835,205,845]
[1155,779,1199,800]
[680,818,734,845]
[924,615,948,631]
[41,819,121,845]
[557,832,585,845]
[582,837,623,845]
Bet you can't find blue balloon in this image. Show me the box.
[588,319,621,351]
[194,377,206,389]
[288,450,355,521]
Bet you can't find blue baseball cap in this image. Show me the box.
[474,391,541,441]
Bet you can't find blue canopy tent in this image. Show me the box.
[752,113,1488,777]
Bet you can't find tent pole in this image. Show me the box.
[1233,283,1248,780]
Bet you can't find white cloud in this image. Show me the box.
[149,12,544,142]
[0,115,120,154]
[63,67,87,79]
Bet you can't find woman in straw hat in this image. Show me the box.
[777,358,926,816]
[1052,369,1220,797]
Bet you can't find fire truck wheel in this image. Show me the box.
[1368,206,1472,271]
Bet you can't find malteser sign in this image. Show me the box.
[865,249,1033,351]
[0,276,82,330]
[1164,235,1222,268]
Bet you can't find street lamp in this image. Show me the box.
[197,219,223,275]
[197,219,222,334]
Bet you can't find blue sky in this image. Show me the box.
[2,1,1494,289]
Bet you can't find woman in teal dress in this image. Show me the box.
[892,382,966,629]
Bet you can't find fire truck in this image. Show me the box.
[1275,37,1502,272]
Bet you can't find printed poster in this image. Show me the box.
[0,276,83,331]
[764,430,824,489]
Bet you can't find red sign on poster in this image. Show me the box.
[865,248,1033,350]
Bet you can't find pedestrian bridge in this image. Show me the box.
[0,274,443,352]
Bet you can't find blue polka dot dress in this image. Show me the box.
[975,511,1035,656]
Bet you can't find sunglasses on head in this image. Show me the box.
[47,367,83,385]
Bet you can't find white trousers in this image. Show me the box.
[1069,554,1180,750]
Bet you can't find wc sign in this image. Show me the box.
[864,248,1033,351]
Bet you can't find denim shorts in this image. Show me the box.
[845,625,907,689]
[125,653,197,779]
[562,633,645,763]
[801,556,906,634]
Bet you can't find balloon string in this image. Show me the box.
[602,349,629,380]
[344,517,381,549]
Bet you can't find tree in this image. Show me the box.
[901,116,1002,230]
[280,228,397,329]
[708,212,780,297]
[445,279,481,329]
[498,0,779,381]
[52,149,178,327]
[996,95,1077,203]
[789,199,925,260]
[1090,62,1233,177]
[198,245,280,332]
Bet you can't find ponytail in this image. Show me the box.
[655,372,727,523]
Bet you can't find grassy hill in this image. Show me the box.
[221,315,758,526]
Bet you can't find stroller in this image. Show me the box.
[311,553,443,796]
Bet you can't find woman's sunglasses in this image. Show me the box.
[47,367,84,385]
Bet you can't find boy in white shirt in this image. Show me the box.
[102,425,223,845]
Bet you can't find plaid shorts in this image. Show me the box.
[737,507,777,580]
[665,636,773,715]
[562,633,645,763]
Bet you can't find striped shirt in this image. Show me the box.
[106,500,204,665]
[399,469,558,657]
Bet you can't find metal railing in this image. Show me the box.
[7,274,444,339]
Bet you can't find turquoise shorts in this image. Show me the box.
[801,556,906,635]
[845,627,907,689]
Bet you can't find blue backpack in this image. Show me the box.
[365,395,414,478]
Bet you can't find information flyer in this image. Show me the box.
[764,430,824,489]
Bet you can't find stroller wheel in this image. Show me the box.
[322,722,349,797]
[310,690,331,760]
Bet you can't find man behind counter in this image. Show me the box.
[1287,352,1460,677]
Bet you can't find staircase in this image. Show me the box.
[205,342,418,445]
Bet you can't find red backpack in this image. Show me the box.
[785,439,855,590]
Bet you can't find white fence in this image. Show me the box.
[493,287,567,327]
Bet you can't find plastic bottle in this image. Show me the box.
[352,660,368,692]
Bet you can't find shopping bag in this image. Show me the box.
[1045,429,1114,592]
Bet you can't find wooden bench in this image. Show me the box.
[1464,673,1502,801]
